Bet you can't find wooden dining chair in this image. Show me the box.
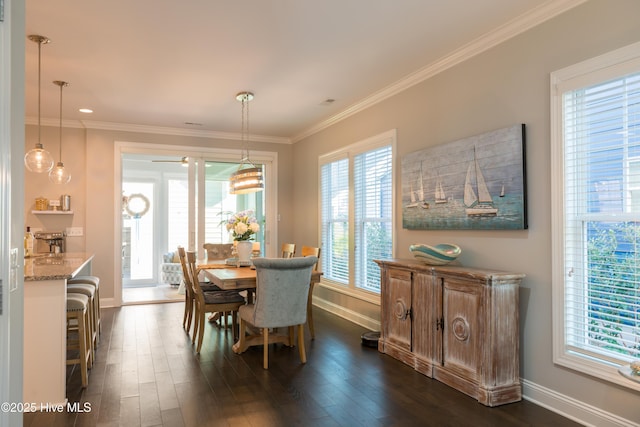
[185,250,245,353]
[177,246,241,342]
[234,256,318,369]
[281,243,296,258]
[300,246,321,339]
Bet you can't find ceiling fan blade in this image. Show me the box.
[151,157,188,163]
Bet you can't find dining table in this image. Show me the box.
[198,260,322,301]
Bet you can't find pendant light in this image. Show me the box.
[229,91,264,194]
[49,80,71,184]
[24,35,54,173]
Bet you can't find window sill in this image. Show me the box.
[555,351,640,393]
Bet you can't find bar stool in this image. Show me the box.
[66,293,91,388]
[68,275,101,337]
[66,283,97,363]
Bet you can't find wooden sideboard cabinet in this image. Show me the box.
[375,259,525,407]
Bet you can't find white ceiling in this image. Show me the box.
[25,0,583,143]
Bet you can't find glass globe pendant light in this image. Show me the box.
[24,35,54,173]
[49,80,71,184]
[229,91,264,194]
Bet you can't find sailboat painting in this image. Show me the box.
[402,124,527,230]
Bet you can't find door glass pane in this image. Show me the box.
[167,178,188,251]
[203,161,265,253]
[122,182,154,282]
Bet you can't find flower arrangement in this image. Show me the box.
[225,210,260,241]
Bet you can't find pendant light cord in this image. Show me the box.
[58,82,62,162]
[241,95,249,163]
[37,39,42,146]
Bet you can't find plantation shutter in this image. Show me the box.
[562,70,640,362]
[321,158,350,284]
[354,146,393,292]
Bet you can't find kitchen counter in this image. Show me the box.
[23,252,94,407]
[24,252,94,281]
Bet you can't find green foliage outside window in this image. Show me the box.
[587,222,640,358]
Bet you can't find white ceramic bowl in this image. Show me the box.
[409,243,461,266]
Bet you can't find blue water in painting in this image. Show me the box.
[402,194,526,230]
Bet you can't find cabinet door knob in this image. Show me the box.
[394,300,410,320]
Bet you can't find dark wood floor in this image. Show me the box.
[25,303,582,427]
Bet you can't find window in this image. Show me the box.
[551,42,640,389]
[320,130,395,297]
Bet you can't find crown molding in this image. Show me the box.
[24,117,291,144]
[291,0,587,143]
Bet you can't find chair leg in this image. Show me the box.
[263,327,269,369]
[191,302,199,345]
[298,324,306,364]
[231,311,238,341]
[307,289,315,339]
[183,294,190,330]
[288,326,294,346]
[196,312,205,353]
[78,312,89,386]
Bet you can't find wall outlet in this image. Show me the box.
[66,227,84,237]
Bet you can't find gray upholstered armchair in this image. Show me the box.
[233,256,318,369]
[161,251,183,285]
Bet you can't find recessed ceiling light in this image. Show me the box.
[79,108,93,114]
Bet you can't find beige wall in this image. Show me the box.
[292,0,640,423]
[24,126,87,252]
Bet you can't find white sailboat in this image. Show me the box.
[464,147,498,216]
[435,174,447,204]
[406,165,429,209]
[406,182,418,208]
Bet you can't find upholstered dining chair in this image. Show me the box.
[185,250,245,353]
[300,246,321,339]
[233,256,318,369]
[203,243,234,262]
[281,243,296,258]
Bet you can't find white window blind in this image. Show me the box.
[354,146,393,292]
[321,158,350,284]
[319,129,395,296]
[560,69,640,365]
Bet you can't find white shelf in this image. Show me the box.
[31,210,74,215]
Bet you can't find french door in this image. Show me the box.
[120,150,271,293]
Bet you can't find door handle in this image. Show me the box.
[394,300,411,320]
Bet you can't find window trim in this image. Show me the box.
[318,129,396,304]
[550,41,640,392]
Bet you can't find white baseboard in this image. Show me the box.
[312,296,380,332]
[100,298,117,308]
[312,296,637,427]
[522,379,639,427]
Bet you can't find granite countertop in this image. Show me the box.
[24,252,94,282]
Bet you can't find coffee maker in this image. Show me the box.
[33,231,66,254]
